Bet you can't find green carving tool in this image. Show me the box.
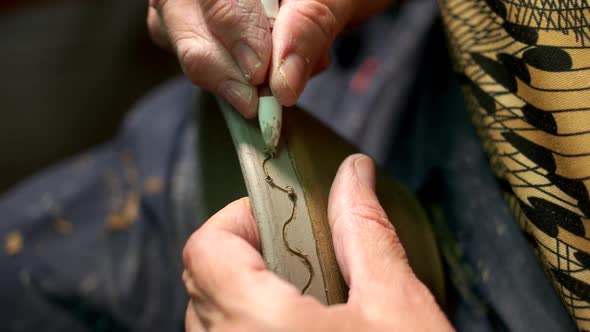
[258,0,282,157]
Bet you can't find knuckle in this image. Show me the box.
[147,27,158,44]
[241,16,270,48]
[174,31,201,58]
[236,3,268,38]
[176,38,198,71]
[155,0,169,11]
[174,34,214,84]
[181,238,193,268]
[292,1,340,42]
[336,200,409,261]
[203,0,269,48]
[345,201,392,231]
[400,277,437,307]
[181,234,196,267]
[182,230,207,268]
[147,20,159,43]
[376,226,408,264]
[147,10,169,49]
[203,0,240,27]
[146,7,158,30]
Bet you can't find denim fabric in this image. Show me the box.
[0,78,197,332]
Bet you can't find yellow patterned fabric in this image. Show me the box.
[438,0,590,329]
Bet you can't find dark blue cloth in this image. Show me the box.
[0,78,198,332]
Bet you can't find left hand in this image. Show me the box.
[181,154,453,331]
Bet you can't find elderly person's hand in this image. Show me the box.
[147,0,392,117]
[181,154,453,331]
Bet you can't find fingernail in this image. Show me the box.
[278,53,309,99]
[219,80,255,116]
[354,155,375,189]
[233,42,261,82]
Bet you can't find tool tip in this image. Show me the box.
[258,91,282,156]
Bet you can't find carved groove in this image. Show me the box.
[262,154,314,294]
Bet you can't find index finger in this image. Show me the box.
[182,198,299,321]
[156,0,258,117]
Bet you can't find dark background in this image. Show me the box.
[0,1,180,193]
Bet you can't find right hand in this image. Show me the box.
[147,0,393,118]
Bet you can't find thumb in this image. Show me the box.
[327,154,415,303]
[269,0,350,105]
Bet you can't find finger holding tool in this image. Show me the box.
[258,0,282,157]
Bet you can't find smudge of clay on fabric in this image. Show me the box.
[262,154,314,294]
[5,230,24,256]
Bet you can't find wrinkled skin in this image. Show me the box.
[181,154,454,331]
[147,1,453,329]
[147,0,393,117]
